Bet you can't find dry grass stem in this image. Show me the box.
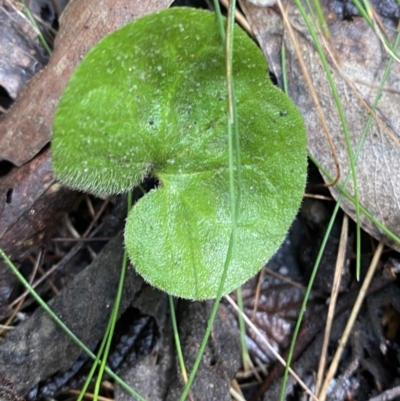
[7,197,110,309]
[317,20,400,151]
[251,268,264,320]
[230,385,247,401]
[304,193,334,201]
[219,0,253,36]
[225,294,321,401]
[263,266,326,299]
[68,389,113,401]
[276,0,341,187]
[315,214,349,396]
[318,240,385,400]
[0,250,42,336]
[366,0,400,63]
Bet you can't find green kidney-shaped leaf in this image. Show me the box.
[52,7,307,299]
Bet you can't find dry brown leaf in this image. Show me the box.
[26,0,70,28]
[0,0,47,101]
[0,370,24,401]
[0,147,77,260]
[229,269,327,364]
[239,273,311,363]
[240,0,400,251]
[0,0,173,166]
[0,232,145,396]
[0,0,173,298]
[0,258,16,318]
[0,148,77,318]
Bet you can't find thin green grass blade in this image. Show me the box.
[0,245,147,401]
[77,342,106,401]
[311,25,400,245]
[213,0,226,45]
[73,203,138,400]
[280,16,400,401]
[352,0,400,59]
[179,231,237,401]
[296,0,362,281]
[169,295,188,383]
[93,240,129,399]
[311,155,400,245]
[80,193,132,401]
[312,0,330,38]
[77,313,111,401]
[20,0,51,55]
[281,44,288,94]
[179,1,241,398]
[279,194,340,401]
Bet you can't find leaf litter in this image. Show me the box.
[240,0,400,400]
[0,0,48,104]
[240,0,400,252]
[0,0,398,399]
[0,0,173,166]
